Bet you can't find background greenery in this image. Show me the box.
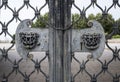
[32,13,120,38]
[11,13,120,43]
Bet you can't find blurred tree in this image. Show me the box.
[95,13,115,33]
[116,18,120,28]
[32,13,115,33]
[88,14,96,19]
[72,13,87,29]
[32,13,48,28]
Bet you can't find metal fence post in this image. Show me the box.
[48,0,72,82]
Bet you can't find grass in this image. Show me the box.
[112,35,120,39]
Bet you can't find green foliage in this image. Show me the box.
[95,13,115,33]
[116,18,120,29]
[88,14,96,19]
[33,12,116,33]
[71,13,115,33]
[32,13,48,28]
[72,14,87,29]
[112,35,120,39]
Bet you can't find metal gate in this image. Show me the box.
[0,0,120,82]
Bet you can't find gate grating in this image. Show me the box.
[0,0,119,82]
[71,0,120,82]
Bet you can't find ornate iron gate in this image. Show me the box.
[0,0,120,82]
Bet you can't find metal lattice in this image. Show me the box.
[0,0,49,82]
[0,0,119,82]
[71,0,120,82]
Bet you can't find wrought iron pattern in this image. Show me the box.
[0,0,49,82]
[0,0,119,82]
[19,32,39,49]
[82,33,101,50]
[71,0,120,82]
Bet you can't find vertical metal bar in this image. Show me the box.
[48,0,72,82]
[63,0,72,82]
[49,0,64,82]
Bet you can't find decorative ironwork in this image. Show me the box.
[0,0,49,82]
[71,0,120,82]
[82,33,101,50]
[19,32,39,49]
[0,0,119,82]
[15,19,49,59]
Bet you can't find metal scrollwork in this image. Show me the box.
[82,33,101,50]
[72,20,105,59]
[19,32,39,49]
[15,19,49,59]
[0,0,119,82]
